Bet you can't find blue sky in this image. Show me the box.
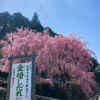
[0,0,100,62]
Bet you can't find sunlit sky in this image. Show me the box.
[0,0,100,62]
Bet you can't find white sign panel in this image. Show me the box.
[9,62,32,100]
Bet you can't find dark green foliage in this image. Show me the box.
[90,57,99,72]
[30,12,43,32]
[0,24,8,39]
[71,84,88,100]
[90,57,100,84]
[43,27,57,37]
[0,12,30,38]
[0,12,11,39]
[0,12,57,39]
[95,64,100,72]
[9,13,30,32]
[95,63,100,84]
[95,72,100,84]
[36,82,88,100]
[0,12,10,26]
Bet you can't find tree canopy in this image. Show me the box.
[0,12,56,39]
[0,29,95,97]
[30,12,43,32]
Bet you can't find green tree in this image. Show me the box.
[90,57,99,72]
[31,12,43,32]
[43,27,57,37]
[91,58,100,84]
[0,12,11,39]
[0,12,30,39]
[95,64,100,72]
[0,12,56,39]
[0,12,10,26]
[10,12,30,32]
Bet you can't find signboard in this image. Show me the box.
[9,62,32,100]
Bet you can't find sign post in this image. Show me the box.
[6,53,36,100]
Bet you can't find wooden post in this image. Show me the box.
[6,57,13,100]
[32,53,36,100]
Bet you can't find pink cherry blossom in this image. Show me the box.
[0,28,95,96]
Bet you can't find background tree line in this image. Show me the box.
[0,11,56,39]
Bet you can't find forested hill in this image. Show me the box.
[0,12,57,39]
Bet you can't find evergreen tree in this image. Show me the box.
[0,12,56,39]
[43,27,57,37]
[10,12,30,32]
[31,12,43,32]
[0,12,10,26]
[0,12,11,39]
